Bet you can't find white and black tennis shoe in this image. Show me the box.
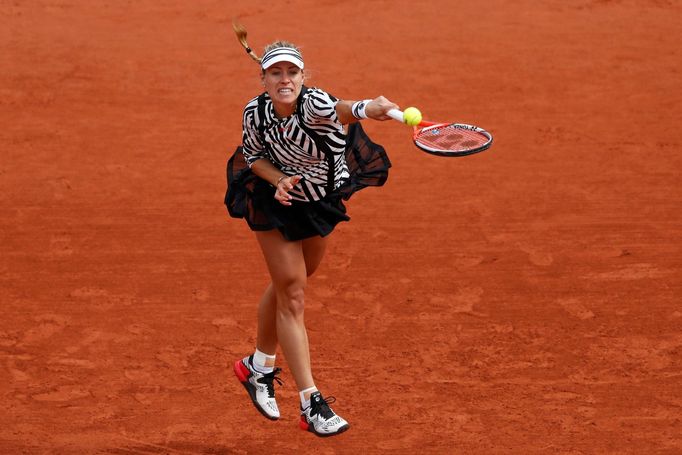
[233,355,282,420]
[299,391,349,437]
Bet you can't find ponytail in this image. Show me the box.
[232,19,303,69]
[232,18,261,64]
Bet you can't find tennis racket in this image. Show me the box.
[387,109,493,157]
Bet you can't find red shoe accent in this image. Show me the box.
[233,360,250,382]
[299,415,309,431]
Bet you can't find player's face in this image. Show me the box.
[262,62,304,117]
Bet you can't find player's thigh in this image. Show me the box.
[302,235,327,277]
[255,229,307,289]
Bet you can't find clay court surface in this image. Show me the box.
[2,0,681,453]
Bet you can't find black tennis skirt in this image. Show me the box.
[224,123,391,241]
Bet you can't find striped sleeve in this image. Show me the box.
[300,88,339,128]
[241,97,267,167]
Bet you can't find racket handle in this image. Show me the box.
[387,109,404,123]
[387,108,436,128]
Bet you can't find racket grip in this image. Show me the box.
[387,109,404,123]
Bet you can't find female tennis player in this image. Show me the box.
[226,22,398,437]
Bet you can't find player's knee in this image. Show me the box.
[277,281,306,317]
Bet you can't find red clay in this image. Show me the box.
[1,1,681,453]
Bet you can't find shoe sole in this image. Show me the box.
[299,416,350,437]
[233,359,279,421]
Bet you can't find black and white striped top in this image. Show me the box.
[241,87,350,202]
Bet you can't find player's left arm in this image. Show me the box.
[336,97,399,124]
[335,100,359,125]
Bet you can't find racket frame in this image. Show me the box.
[413,122,493,157]
[387,108,492,157]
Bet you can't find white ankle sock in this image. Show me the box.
[252,349,275,374]
[299,386,317,409]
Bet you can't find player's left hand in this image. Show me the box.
[366,96,399,121]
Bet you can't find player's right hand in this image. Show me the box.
[275,175,302,206]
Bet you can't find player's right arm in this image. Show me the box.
[241,101,300,205]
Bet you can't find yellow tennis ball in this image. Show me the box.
[403,107,422,126]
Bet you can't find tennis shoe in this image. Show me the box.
[299,391,350,437]
[233,355,282,420]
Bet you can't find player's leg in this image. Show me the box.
[255,234,326,357]
[258,231,348,437]
[234,280,283,420]
[234,228,310,421]
[233,237,293,421]
[238,229,348,435]
[302,234,327,277]
[237,232,328,421]
[255,229,315,390]
[256,283,277,355]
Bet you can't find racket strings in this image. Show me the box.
[416,125,488,152]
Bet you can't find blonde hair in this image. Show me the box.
[232,19,302,68]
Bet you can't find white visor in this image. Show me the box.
[261,47,304,70]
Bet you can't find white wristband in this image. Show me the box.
[351,99,372,120]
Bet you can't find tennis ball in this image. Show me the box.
[403,107,422,126]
